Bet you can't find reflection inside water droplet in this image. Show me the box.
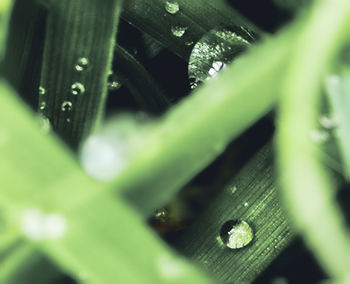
[219,220,253,249]
[75,57,89,72]
[188,27,253,89]
[171,26,187,37]
[165,1,180,14]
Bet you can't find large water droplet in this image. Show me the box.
[171,26,187,38]
[61,101,73,112]
[188,27,253,89]
[39,86,46,96]
[107,73,122,91]
[75,57,89,72]
[165,1,180,14]
[79,113,152,181]
[71,82,85,96]
[219,220,254,249]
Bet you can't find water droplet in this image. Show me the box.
[165,1,180,14]
[75,57,89,72]
[188,27,252,89]
[244,202,249,207]
[219,220,254,249]
[310,129,330,144]
[171,26,187,37]
[185,41,194,46]
[107,73,122,91]
[39,101,46,111]
[20,208,67,240]
[71,82,85,96]
[319,115,337,129]
[154,208,169,223]
[229,185,237,194]
[66,118,71,123]
[37,114,51,133]
[61,101,73,112]
[39,86,46,96]
[80,113,152,181]
[158,255,185,279]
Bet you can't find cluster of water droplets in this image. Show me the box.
[188,27,253,89]
[219,219,254,249]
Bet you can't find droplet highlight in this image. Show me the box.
[165,1,180,14]
[188,27,253,89]
[39,101,46,111]
[71,82,85,96]
[75,57,89,72]
[219,220,253,249]
[171,26,187,38]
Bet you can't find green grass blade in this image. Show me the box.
[41,195,212,284]
[325,70,350,181]
[122,0,261,60]
[176,144,293,283]
[0,79,212,283]
[39,0,123,148]
[277,0,350,279]
[113,21,300,216]
[114,44,170,113]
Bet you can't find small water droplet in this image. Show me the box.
[319,115,337,129]
[71,82,85,96]
[229,185,237,194]
[165,1,180,14]
[185,41,194,46]
[244,202,249,207]
[310,129,330,144]
[107,73,122,91]
[39,86,46,96]
[20,209,67,240]
[37,114,51,133]
[66,118,71,123]
[61,101,73,112]
[219,220,253,249]
[158,255,185,279]
[39,101,46,111]
[155,208,169,223]
[171,26,187,38]
[75,57,89,72]
[188,27,252,89]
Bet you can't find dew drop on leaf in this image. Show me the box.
[219,220,254,249]
[39,86,46,96]
[39,101,46,111]
[107,73,122,91]
[75,57,89,72]
[188,27,253,89]
[310,129,330,144]
[79,113,152,181]
[61,101,73,112]
[319,115,337,129]
[171,26,187,37]
[71,82,85,96]
[37,114,51,133]
[165,1,180,15]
